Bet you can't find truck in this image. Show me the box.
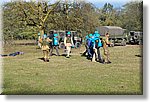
[96,26,127,47]
[128,31,143,45]
[48,30,82,49]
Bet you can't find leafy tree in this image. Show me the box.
[120,1,143,31]
[3,0,143,42]
[16,0,60,37]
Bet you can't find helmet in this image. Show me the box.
[85,35,89,39]
[67,31,71,35]
[43,34,47,39]
[89,34,93,37]
[38,33,40,36]
[94,31,99,34]
[54,33,58,37]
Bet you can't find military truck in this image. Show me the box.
[70,31,82,48]
[96,26,127,47]
[128,31,143,45]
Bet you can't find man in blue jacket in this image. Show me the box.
[87,33,94,60]
[92,31,103,63]
[50,33,60,56]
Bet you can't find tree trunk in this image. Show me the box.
[39,27,45,38]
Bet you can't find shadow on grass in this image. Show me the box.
[61,54,67,57]
[38,58,45,61]
[135,55,142,57]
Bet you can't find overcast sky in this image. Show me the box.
[0,0,141,8]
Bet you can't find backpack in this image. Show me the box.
[52,37,59,46]
[95,38,102,48]
[95,39,99,48]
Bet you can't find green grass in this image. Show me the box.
[2,44,142,95]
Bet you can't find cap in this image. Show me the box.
[54,33,58,37]
[67,32,71,35]
[94,31,99,34]
[43,34,47,39]
[89,34,93,37]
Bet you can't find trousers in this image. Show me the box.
[50,46,59,56]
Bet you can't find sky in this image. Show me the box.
[0,0,142,8]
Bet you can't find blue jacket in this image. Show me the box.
[52,37,59,46]
[93,33,102,48]
[87,37,93,48]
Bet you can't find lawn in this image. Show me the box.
[1,42,142,95]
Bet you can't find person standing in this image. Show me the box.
[87,34,93,60]
[81,34,89,56]
[39,34,52,62]
[64,31,74,58]
[92,31,103,63]
[50,33,60,56]
[102,33,112,64]
[37,32,41,48]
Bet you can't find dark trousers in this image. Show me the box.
[50,46,60,56]
[87,47,93,59]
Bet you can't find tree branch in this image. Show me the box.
[43,0,60,23]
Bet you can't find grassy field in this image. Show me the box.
[2,43,142,95]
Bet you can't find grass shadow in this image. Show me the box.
[135,55,142,57]
[61,54,67,57]
[38,57,45,61]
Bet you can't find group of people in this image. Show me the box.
[82,31,112,64]
[39,31,74,62]
[38,30,112,64]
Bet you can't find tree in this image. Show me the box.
[120,1,143,31]
[3,2,25,43]
[16,0,60,37]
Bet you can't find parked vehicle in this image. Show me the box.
[48,30,82,48]
[96,26,127,47]
[128,31,143,45]
[70,31,82,48]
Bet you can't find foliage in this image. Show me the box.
[3,0,143,42]
[120,1,143,31]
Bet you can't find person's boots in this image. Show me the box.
[108,60,111,64]
[105,61,111,64]
[46,58,49,62]
[44,58,47,62]
[66,55,70,58]
[99,59,104,63]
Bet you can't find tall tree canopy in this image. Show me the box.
[120,1,143,31]
[3,0,143,42]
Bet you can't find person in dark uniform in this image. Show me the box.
[50,33,60,56]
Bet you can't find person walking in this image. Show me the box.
[102,33,112,64]
[92,31,103,63]
[64,31,74,58]
[50,33,60,56]
[39,34,52,62]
